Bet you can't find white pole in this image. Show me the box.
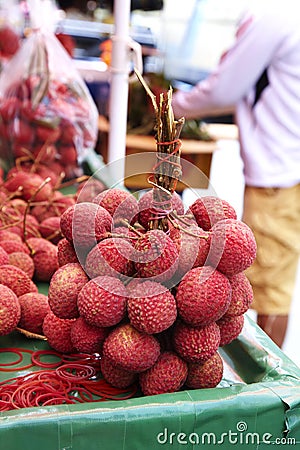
[107,0,131,185]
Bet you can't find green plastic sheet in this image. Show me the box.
[1,315,300,450]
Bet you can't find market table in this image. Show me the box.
[1,314,300,450]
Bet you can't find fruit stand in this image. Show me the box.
[1,316,300,450]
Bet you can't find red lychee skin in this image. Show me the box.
[0,284,21,336]
[185,352,224,389]
[75,178,106,203]
[57,238,78,266]
[70,317,108,354]
[0,264,38,296]
[138,190,184,230]
[208,219,257,276]
[85,238,134,279]
[127,280,177,334]
[172,320,221,363]
[134,229,179,283]
[103,323,161,373]
[8,252,35,278]
[77,276,127,328]
[39,216,62,244]
[175,266,232,327]
[100,355,138,389]
[226,272,254,317]
[0,239,30,255]
[42,311,76,353]
[48,262,89,319]
[0,230,23,242]
[139,351,188,396]
[18,292,50,334]
[217,314,245,346]
[31,194,75,222]
[27,237,59,282]
[169,224,211,281]
[93,188,139,225]
[0,246,9,265]
[188,196,237,231]
[60,202,113,250]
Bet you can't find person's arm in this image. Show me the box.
[172,11,286,120]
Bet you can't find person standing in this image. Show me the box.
[171,1,300,348]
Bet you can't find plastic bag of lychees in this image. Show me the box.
[0,0,99,180]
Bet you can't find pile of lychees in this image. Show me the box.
[35,183,256,397]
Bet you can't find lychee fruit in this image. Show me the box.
[217,314,245,346]
[57,238,78,266]
[0,239,30,255]
[188,196,237,230]
[208,219,257,276]
[70,317,108,354]
[103,323,161,372]
[18,292,50,334]
[134,229,178,283]
[77,276,127,327]
[0,264,38,296]
[172,320,221,363]
[42,311,76,353]
[100,355,138,389]
[175,266,231,327]
[85,237,135,279]
[139,351,188,396]
[27,237,59,282]
[226,272,254,317]
[60,202,113,251]
[8,252,35,279]
[75,178,106,203]
[127,280,177,334]
[93,187,139,225]
[39,216,62,244]
[0,246,9,265]
[138,190,184,230]
[48,262,89,319]
[185,352,224,389]
[0,284,21,336]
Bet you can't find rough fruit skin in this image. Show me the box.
[43,311,76,353]
[70,317,108,354]
[27,237,59,282]
[139,351,188,396]
[175,266,232,327]
[93,188,139,225]
[100,355,137,388]
[103,323,161,372]
[185,352,224,389]
[18,292,50,334]
[39,216,62,244]
[0,240,30,255]
[57,238,78,266]
[0,284,21,336]
[226,272,254,317]
[48,262,89,319]
[76,178,106,203]
[0,246,9,265]
[172,320,221,363]
[134,229,179,283]
[60,202,113,250]
[189,196,237,230]
[77,276,127,327]
[127,280,177,334]
[85,238,134,279]
[217,314,245,346]
[0,264,38,296]
[138,190,184,230]
[8,252,35,279]
[208,219,257,276]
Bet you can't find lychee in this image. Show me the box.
[103,323,161,372]
[172,320,221,363]
[70,317,108,354]
[39,216,62,244]
[18,292,50,334]
[0,239,30,255]
[226,272,254,317]
[42,311,76,353]
[0,284,21,336]
[138,190,184,230]
[100,355,138,389]
[127,280,177,334]
[134,229,178,283]
[93,187,139,225]
[185,352,224,389]
[57,238,78,266]
[0,264,38,296]
[139,351,188,396]
[217,314,245,346]
[188,196,237,230]
[77,276,127,327]
[75,178,106,203]
[48,262,89,319]
[0,246,9,265]
[85,237,134,279]
[27,237,59,282]
[8,252,35,278]
[208,219,257,276]
[175,266,231,327]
